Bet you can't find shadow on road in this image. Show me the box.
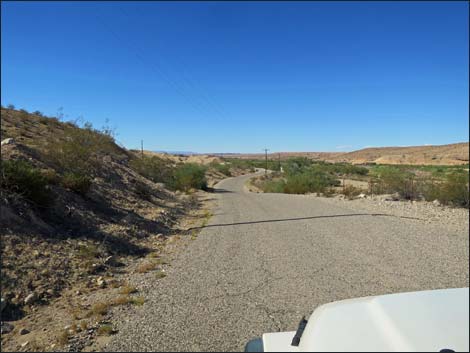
[205,188,234,193]
[187,213,422,230]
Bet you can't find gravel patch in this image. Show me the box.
[316,194,469,235]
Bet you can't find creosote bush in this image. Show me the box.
[60,172,92,195]
[129,155,173,184]
[419,171,469,207]
[210,162,231,176]
[169,163,207,192]
[41,121,118,177]
[1,159,53,207]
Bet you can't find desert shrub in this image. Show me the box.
[129,155,173,184]
[369,166,415,199]
[210,162,231,176]
[438,171,469,207]
[284,173,328,194]
[262,179,286,193]
[418,178,442,202]
[1,159,53,207]
[169,163,207,192]
[281,170,339,194]
[42,121,117,176]
[40,168,60,185]
[7,104,15,109]
[259,165,340,194]
[77,243,101,259]
[135,182,153,201]
[341,185,363,199]
[97,324,114,336]
[322,187,335,197]
[60,172,92,195]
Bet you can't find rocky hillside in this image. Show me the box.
[0,108,196,327]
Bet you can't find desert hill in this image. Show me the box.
[217,142,469,166]
[0,108,193,324]
[329,143,469,165]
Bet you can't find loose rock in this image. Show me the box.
[1,322,14,334]
[1,138,15,146]
[24,293,36,305]
[19,328,30,335]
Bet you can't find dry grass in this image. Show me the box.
[28,340,44,352]
[111,295,131,306]
[135,262,157,273]
[152,257,168,265]
[68,306,83,321]
[155,270,167,279]
[79,321,88,331]
[97,324,114,336]
[130,296,145,306]
[86,302,109,317]
[108,280,124,289]
[119,285,138,295]
[57,330,70,345]
[147,252,161,258]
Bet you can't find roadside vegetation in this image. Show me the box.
[249,157,469,208]
[0,106,220,350]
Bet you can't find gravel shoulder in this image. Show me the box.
[316,193,469,236]
[105,172,469,352]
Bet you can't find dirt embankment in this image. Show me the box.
[0,108,219,352]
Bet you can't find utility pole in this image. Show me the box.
[141,140,144,158]
[263,148,269,175]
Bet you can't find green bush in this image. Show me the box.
[438,171,469,207]
[260,169,339,194]
[61,172,92,195]
[169,163,207,192]
[418,172,469,207]
[210,162,231,176]
[1,159,53,207]
[135,182,153,201]
[418,179,441,202]
[129,155,173,184]
[369,166,415,199]
[283,170,339,194]
[42,121,118,175]
[40,169,60,185]
[262,179,286,193]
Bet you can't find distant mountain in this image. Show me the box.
[329,142,469,165]
[153,150,199,156]
[214,143,469,166]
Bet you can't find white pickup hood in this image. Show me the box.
[262,288,469,352]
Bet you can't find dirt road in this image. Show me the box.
[106,173,469,352]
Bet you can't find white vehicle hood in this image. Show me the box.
[262,287,469,352]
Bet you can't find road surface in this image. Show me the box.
[107,172,469,351]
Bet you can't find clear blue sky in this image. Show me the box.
[1,1,468,153]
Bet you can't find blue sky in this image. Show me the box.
[1,1,468,153]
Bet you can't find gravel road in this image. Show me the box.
[106,172,469,352]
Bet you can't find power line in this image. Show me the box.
[263,148,269,175]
